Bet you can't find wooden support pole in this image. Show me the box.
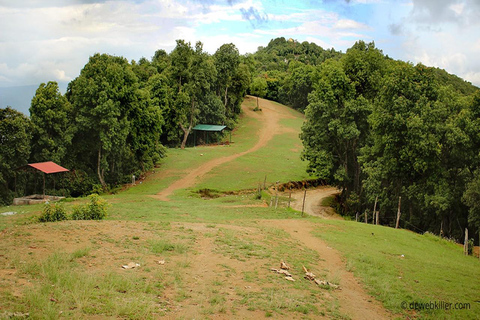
[464,228,468,256]
[356,212,359,222]
[301,189,306,217]
[43,173,46,199]
[376,210,379,226]
[275,194,279,209]
[395,196,402,229]
[373,196,378,225]
[365,210,368,224]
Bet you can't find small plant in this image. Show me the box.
[467,238,474,255]
[38,203,67,222]
[71,193,108,220]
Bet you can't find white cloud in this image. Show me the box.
[464,71,480,86]
[333,19,371,30]
[1,0,478,89]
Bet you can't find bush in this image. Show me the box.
[38,203,68,222]
[71,194,108,220]
[468,238,474,256]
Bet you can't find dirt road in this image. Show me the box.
[153,96,392,318]
[264,219,392,320]
[289,186,341,219]
[154,96,296,200]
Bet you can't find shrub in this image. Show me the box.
[38,203,68,222]
[468,238,474,255]
[71,194,108,220]
[71,204,88,220]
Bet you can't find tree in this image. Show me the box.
[0,107,32,204]
[214,43,240,116]
[67,54,142,188]
[282,62,315,111]
[463,170,480,231]
[29,81,73,164]
[250,77,267,109]
[301,59,370,204]
[169,41,219,149]
[342,41,385,101]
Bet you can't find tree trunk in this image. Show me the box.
[97,146,107,189]
[180,124,191,149]
[224,86,228,108]
[180,99,196,149]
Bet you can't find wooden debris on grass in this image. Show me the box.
[314,279,339,289]
[303,265,339,289]
[280,261,290,270]
[302,265,316,280]
[270,268,292,277]
[122,262,140,269]
[271,261,295,281]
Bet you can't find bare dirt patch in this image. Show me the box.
[262,219,393,320]
[0,220,347,318]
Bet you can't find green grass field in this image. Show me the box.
[1,97,479,319]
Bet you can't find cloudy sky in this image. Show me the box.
[0,0,479,89]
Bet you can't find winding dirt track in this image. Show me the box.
[154,96,392,319]
[289,186,341,219]
[264,219,392,320]
[154,96,294,200]
[265,188,392,319]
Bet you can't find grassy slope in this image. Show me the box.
[1,98,479,319]
[312,219,479,319]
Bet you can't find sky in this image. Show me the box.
[0,0,479,89]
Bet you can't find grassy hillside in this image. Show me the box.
[1,97,479,319]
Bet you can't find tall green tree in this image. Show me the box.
[361,62,444,226]
[0,107,32,204]
[169,41,219,148]
[214,43,240,116]
[29,81,73,164]
[67,53,157,188]
[301,59,371,202]
[282,62,315,111]
[250,77,267,109]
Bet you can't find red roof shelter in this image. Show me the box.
[26,161,69,174]
[17,161,69,198]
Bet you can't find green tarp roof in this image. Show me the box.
[192,124,227,132]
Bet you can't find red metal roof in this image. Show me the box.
[27,161,69,174]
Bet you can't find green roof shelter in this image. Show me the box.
[192,124,231,146]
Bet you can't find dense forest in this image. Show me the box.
[1,40,249,203]
[1,37,479,241]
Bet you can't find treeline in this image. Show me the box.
[0,41,250,204]
[296,41,480,240]
[247,37,342,111]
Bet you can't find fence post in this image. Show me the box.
[395,196,402,229]
[373,196,378,225]
[464,228,468,256]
